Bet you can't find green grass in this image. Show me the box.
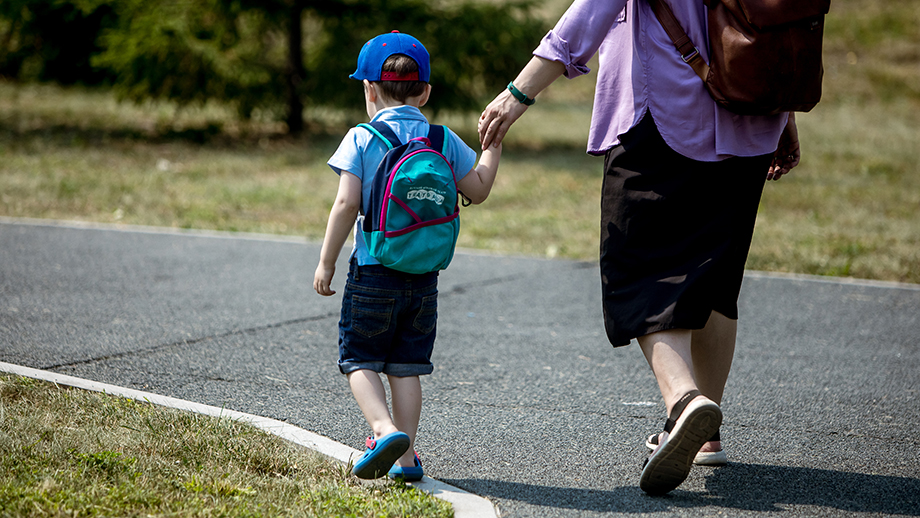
[1,0,918,281]
[749,101,920,280]
[0,375,453,518]
[0,1,917,515]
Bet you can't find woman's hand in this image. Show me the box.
[768,113,800,181]
[478,57,566,151]
[478,88,530,151]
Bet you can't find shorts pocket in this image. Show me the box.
[351,295,395,338]
[412,294,438,335]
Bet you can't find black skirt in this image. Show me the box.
[600,112,773,347]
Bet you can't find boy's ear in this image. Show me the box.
[363,80,378,102]
[417,84,432,108]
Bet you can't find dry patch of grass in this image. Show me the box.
[751,101,920,281]
[0,375,452,518]
[0,131,342,237]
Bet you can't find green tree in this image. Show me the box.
[90,0,545,134]
[0,0,116,84]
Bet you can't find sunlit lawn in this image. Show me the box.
[1,0,918,282]
[0,1,918,516]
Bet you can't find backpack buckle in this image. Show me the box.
[681,47,700,63]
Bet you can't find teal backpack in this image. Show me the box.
[358,121,461,274]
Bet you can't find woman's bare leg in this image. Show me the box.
[690,311,736,452]
[638,328,699,415]
[691,311,736,405]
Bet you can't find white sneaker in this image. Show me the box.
[640,396,722,495]
[646,433,728,465]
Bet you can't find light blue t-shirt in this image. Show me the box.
[327,105,477,265]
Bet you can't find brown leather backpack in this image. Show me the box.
[647,0,831,115]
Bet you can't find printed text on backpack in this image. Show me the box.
[358,122,461,274]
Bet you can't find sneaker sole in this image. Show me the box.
[353,434,411,480]
[640,398,722,495]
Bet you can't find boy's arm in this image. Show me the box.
[456,143,502,205]
[313,172,362,296]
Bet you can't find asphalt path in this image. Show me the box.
[2,219,919,517]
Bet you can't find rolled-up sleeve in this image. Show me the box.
[533,0,629,78]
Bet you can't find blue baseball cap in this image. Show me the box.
[350,31,430,82]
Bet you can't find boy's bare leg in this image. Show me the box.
[388,375,422,467]
[348,370,400,440]
[690,311,736,452]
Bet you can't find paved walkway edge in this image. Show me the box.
[6,216,920,292]
[0,361,500,518]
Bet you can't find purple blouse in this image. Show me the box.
[534,0,787,161]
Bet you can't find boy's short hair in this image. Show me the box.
[376,54,428,103]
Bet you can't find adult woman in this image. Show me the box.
[478,0,801,495]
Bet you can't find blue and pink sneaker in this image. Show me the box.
[388,452,424,482]
[352,432,410,479]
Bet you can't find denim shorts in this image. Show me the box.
[338,260,439,377]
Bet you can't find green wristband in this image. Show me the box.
[507,81,536,106]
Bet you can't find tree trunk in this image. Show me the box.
[285,2,305,134]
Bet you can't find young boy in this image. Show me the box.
[313,30,501,481]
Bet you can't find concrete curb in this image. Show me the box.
[0,361,500,518]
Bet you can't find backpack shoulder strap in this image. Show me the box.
[645,0,710,81]
[426,124,446,153]
[427,124,469,204]
[357,121,402,150]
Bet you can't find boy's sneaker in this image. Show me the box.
[353,432,410,479]
[388,452,424,482]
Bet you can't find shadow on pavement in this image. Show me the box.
[444,463,920,515]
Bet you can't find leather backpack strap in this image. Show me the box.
[646,0,710,82]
